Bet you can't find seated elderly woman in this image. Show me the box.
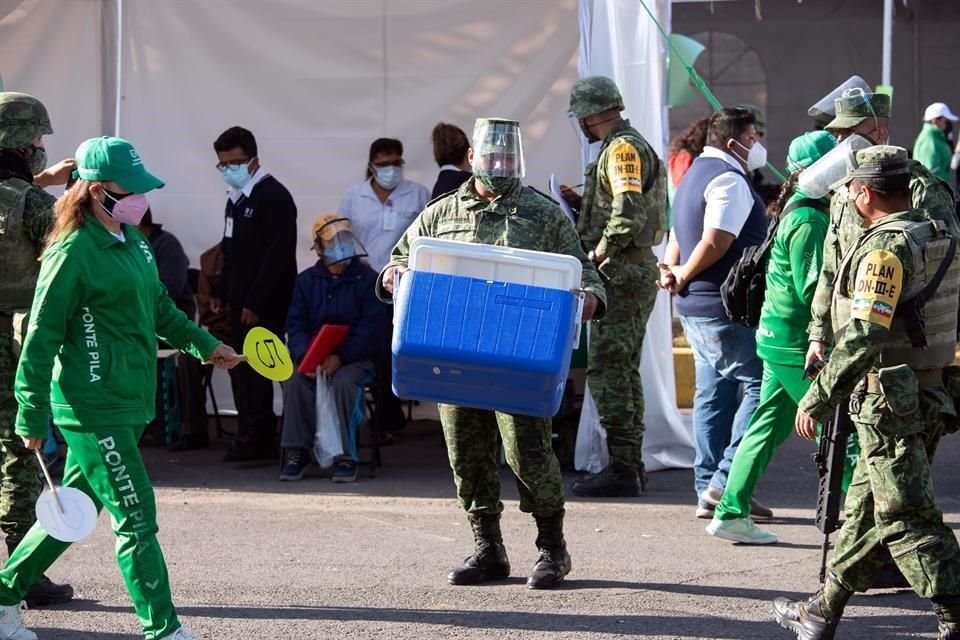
[280,214,389,483]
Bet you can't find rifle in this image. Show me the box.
[813,404,854,583]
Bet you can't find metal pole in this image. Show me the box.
[114,0,123,137]
[882,0,893,86]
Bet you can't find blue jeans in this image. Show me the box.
[679,316,762,504]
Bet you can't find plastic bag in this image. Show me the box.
[574,380,609,474]
[313,372,344,468]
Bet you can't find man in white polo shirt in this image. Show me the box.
[659,107,772,521]
[338,138,429,434]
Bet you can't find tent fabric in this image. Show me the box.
[577,0,695,472]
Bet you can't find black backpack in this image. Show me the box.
[721,198,828,327]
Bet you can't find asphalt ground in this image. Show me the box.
[16,417,960,639]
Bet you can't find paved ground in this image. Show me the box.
[18,417,960,639]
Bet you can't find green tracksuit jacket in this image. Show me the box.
[14,215,220,438]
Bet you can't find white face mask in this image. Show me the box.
[731,139,767,171]
[374,165,403,190]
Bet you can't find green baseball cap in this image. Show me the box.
[75,136,164,193]
[786,130,836,173]
[825,93,892,132]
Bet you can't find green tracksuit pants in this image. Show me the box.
[714,362,810,521]
[0,425,180,640]
[714,360,861,521]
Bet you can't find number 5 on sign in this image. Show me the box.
[242,327,294,381]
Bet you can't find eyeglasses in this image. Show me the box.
[371,159,405,168]
[216,158,251,172]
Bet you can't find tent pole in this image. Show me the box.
[114,0,123,137]
[881,0,893,87]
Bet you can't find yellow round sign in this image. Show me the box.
[242,327,293,382]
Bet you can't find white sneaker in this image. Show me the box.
[706,516,778,545]
[0,603,36,640]
[163,628,199,640]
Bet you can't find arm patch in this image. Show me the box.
[850,249,903,329]
[607,141,643,196]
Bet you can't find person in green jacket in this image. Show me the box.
[0,137,241,640]
[913,102,959,182]
[705,131,836,545]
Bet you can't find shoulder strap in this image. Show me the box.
[781,197,829,217]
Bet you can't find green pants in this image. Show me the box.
[587,261,658,472]
[0,425,180,640]
[715,361,809,520]
[0,320,42,552]
[831,390,960,597]
[439,404,564,516]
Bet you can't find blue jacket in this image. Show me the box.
[285,259,389,366]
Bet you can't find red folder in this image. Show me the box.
[297,324,350,374]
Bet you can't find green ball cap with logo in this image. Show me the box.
[75,136,164,194]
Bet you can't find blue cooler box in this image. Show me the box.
[392,270,579,418]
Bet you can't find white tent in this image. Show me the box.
[0,0,692,471]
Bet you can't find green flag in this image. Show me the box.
[667,34,705,107]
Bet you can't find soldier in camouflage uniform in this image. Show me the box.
[804,87,960,590]
[774,147,960,640]
[563,76,667,497]
[378,118,606,590]
[0,92,74,606]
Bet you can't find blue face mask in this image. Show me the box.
[374,165,403,190]
[323,242,355,265]
[222,162,253,190]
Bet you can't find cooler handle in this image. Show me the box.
[573,290,585,348]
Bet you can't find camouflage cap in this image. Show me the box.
[825,92,892,131]
[841,145,910,185]
[568,76,624,119]
[0,92,53,149]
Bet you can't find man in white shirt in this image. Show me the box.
[658,107,771,521]
[338,138,429,434]
[338,138,429,272]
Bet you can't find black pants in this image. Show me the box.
[177,355,208,442]
[229,323,278,444]
[377,319,406,432]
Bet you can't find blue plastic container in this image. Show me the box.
[392,271,578,418]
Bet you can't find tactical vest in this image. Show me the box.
[832,217,960,370]
[579,127,667,251]
[0,177,43,313]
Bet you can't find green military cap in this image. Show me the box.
[0,92,53,149]
[826,92,892,131]
[842,145,910,184]
[568,76,624,119]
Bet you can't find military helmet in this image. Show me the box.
[569,76,624,119]
[0,92,53,149]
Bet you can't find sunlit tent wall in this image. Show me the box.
[0,0,695,470]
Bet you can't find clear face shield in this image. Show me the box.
[796,134,873,199]
[471,119,525,179]
[313,217,368,267]
[808,75,872,121]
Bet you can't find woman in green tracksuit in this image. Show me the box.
[0,137,240,640]
[705,131,836,545]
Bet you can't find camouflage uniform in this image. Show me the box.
[568,76,666,485]
[379,177,606,516]
[0,93,53,556]
[379,130,606,587]
[774,147,960,638]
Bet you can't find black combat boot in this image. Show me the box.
[527,510,572,590]
[932,595,960,639]
[571,462,644,498]
[447,514,510,585]
[25,575,74,607]
[772,575,852,640]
